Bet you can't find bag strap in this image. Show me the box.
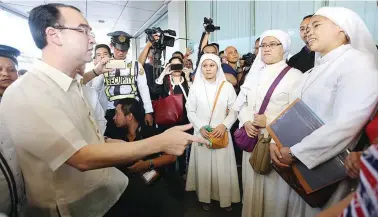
[167,75,174,95]
[258,65,291,114]
[209,81,226,125]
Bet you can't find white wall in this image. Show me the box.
[186,0,378,58]
[166,0,186,59]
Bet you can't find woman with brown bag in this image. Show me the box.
[151,56,191,178]
[233,30,302,217]
[185,54,240,211]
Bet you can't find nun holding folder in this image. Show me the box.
[234,6,377,217]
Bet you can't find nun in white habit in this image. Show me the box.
[270,7,378,217]
[185,54,240,211]
[233,30,302,217]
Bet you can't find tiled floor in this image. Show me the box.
[162,167,243,217]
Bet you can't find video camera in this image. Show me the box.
[241,52,255,67]
[204,17,220,33]
[145,27,176,50]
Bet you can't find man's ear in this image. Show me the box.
[46,27,62,46]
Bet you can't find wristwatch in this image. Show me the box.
[148,160,155,170]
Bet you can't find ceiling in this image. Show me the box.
[0,0,168,44]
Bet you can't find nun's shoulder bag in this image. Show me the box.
[206,81,229,149]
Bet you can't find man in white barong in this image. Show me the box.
[185,53,240,211]
[233,30,303,217]
[269,7,378,217]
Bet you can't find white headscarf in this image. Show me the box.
[240,30,291,94]
[192,53,226,88]
[232,30,291,111]
[314,7,377,67]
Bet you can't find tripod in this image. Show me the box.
[151,47,165,81]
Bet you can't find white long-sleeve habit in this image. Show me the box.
[290,44,377,169]
[185,54,240,208]
[235,30,303,217]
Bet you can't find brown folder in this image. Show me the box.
[267,99,348,207]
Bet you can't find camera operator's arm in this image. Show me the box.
[200,32,210,53]
[194,32,209,71]
[225,73,237,87]
[138,34,159,65]
[237,71,244,84]
[138,41,153,65]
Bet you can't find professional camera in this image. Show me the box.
[241,52,255,67]
[203,17,220,32]
[145,27,176,50]
[145,27,177,81]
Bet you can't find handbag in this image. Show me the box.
[234,65,292,152]
[152,76,184,125]
[205,81,228,149]
[272,163,340,208]
[250,132,272,175]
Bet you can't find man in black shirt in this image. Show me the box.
[287,15,315,73]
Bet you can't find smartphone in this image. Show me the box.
[170,64,184,71]
[106,60,126,69]
[188,41,195,54]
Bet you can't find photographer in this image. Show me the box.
[151,56,192,178]
[138,28,177,98]
[138,34,161,99]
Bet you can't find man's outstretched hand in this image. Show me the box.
[157,124,209,156]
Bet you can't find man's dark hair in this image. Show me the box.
[28,3,81,49]
[203,43,220,53]
[255,37,260,43]
[116,98,144,124]
[303,14,313,20]
[172,51,184,59]
[219,51,224,56]
[94,44,112,59]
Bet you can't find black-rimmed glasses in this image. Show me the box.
[259,43,282,49]
[53,25,95,38]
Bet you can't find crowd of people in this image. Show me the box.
[0,2,377,217]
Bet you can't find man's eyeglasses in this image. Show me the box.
[53,25,95,38]
[259,43,282,49]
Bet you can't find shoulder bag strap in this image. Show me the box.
[258,65,292,115]
[167,75,174,95]
[208,81,226,125]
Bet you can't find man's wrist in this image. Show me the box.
[289,149,297,160]
[92,69,99,76]
[153,134,166,153]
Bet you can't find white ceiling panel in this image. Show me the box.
[93,1,127,6]
[87,15,117,26]
[115,20,144,29]
[2,4,34,14]
[1,0,167,39]
[1,1,45,7]
[119,6,154,22]
[87,1,123,18]
[44,1,87,13]
[126,1,164,12]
